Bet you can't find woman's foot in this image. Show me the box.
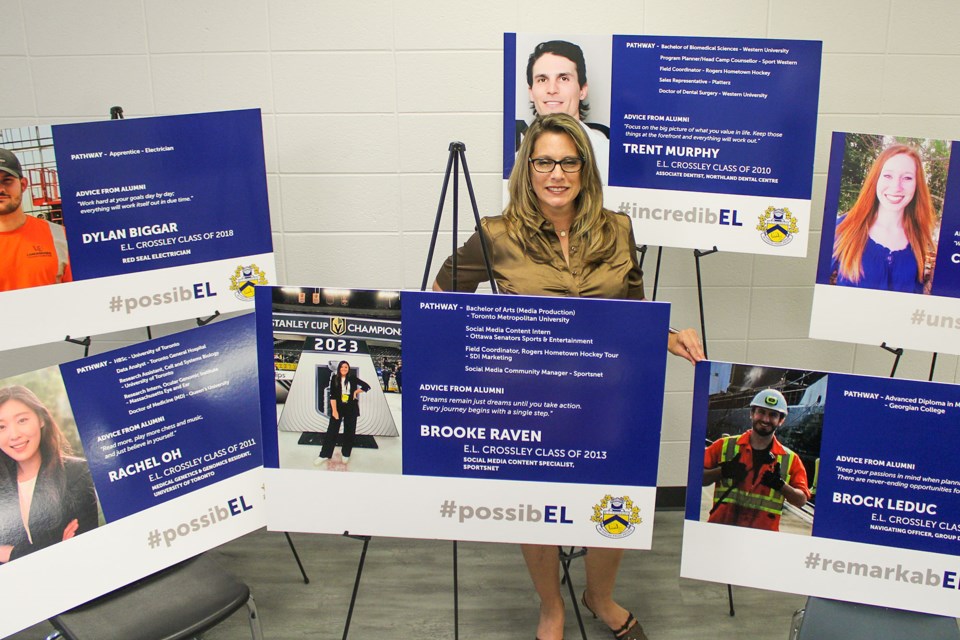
[581,591,646,639]
[534,598,565,640]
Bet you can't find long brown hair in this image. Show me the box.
[833,144,934,283]
[504,113,616,264]
[0,385,69,485]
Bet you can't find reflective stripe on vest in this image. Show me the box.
[48,221,70,283]
[715,435,796,516]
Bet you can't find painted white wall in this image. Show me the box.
[2,0,959,486]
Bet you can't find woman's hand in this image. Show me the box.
[0,544,12,563]
[668,328,705,364]
[62,518,80,541]
[353,389,364,399]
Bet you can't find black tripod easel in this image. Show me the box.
[688,245,732,612]
[878,342,940,382]
[654,245,733,614]
[642,244,718,356]
[420,141,497,294]
[422,141,497,640]
[337,142,496,640]
[636,245,662,301]
[421,142,592,639]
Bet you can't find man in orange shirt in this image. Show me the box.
[0,149,72,292]
[703,389,810,531]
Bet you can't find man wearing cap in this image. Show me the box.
[0,148,72,292]
[702,389,810,531]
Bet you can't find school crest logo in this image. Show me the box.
[229,264,268,301]
[591,495,642,539]
[330,317,347,336]
[756,206,799,247]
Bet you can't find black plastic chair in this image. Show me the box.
[790,596,959,640]
[45,554,263,640]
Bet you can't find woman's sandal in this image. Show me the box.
[581,591,649,640]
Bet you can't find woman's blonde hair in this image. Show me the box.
[833,144,935,283]
[504,113,616,264]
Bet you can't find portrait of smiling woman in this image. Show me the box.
[831,142,940,294]
[0,384,99,564]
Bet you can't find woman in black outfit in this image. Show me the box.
[315,361,370,466]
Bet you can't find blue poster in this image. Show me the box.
[810,132,960,356]
[504,33,821,256]
[682,360,960,617]
[54,109,271,279]
[0,110,275,352]
[402,291,669,487]
[60,315,262,521]
[814,374,960,555]
[256,286,671,550]
[0,315,264,637]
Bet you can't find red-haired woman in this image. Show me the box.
[0,385,99,563]
[832,144,935,293]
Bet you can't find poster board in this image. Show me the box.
[811,132,960,355]
[683,360,960,617]
[0,109,274,351]
[257,287,670,548]
[0,314,264,636]
[504,33,822,256]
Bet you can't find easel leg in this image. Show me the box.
[420,142,497,293]
[453,541,460,640]
[451,150,460,291]
[652,246,663,301]
[559,546,588,640]
[64,335,92,358]
[284,532,310,584]
[880,342,904,378]
[420,146,457,291]
[693,247,718,359]
[342,534,371,640]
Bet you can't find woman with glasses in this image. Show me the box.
[433,112,703,640]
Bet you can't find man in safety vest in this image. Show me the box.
[0,148,72,292]
[703,389,810,531]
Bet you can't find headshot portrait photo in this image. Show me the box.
[0,134,72,294]
[512,34,613,182]
[829,134,950,295]
[0,368,101,565]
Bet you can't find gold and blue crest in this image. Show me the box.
[756,206,799,247]
[591,495,642,539]
[229,263,268,301]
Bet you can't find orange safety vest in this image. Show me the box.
[713,435,796,517]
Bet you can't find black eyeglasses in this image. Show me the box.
[529,157,584,173]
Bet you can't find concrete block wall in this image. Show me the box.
[3,0,959,487]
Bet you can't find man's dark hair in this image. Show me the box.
[526,40,589,120]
